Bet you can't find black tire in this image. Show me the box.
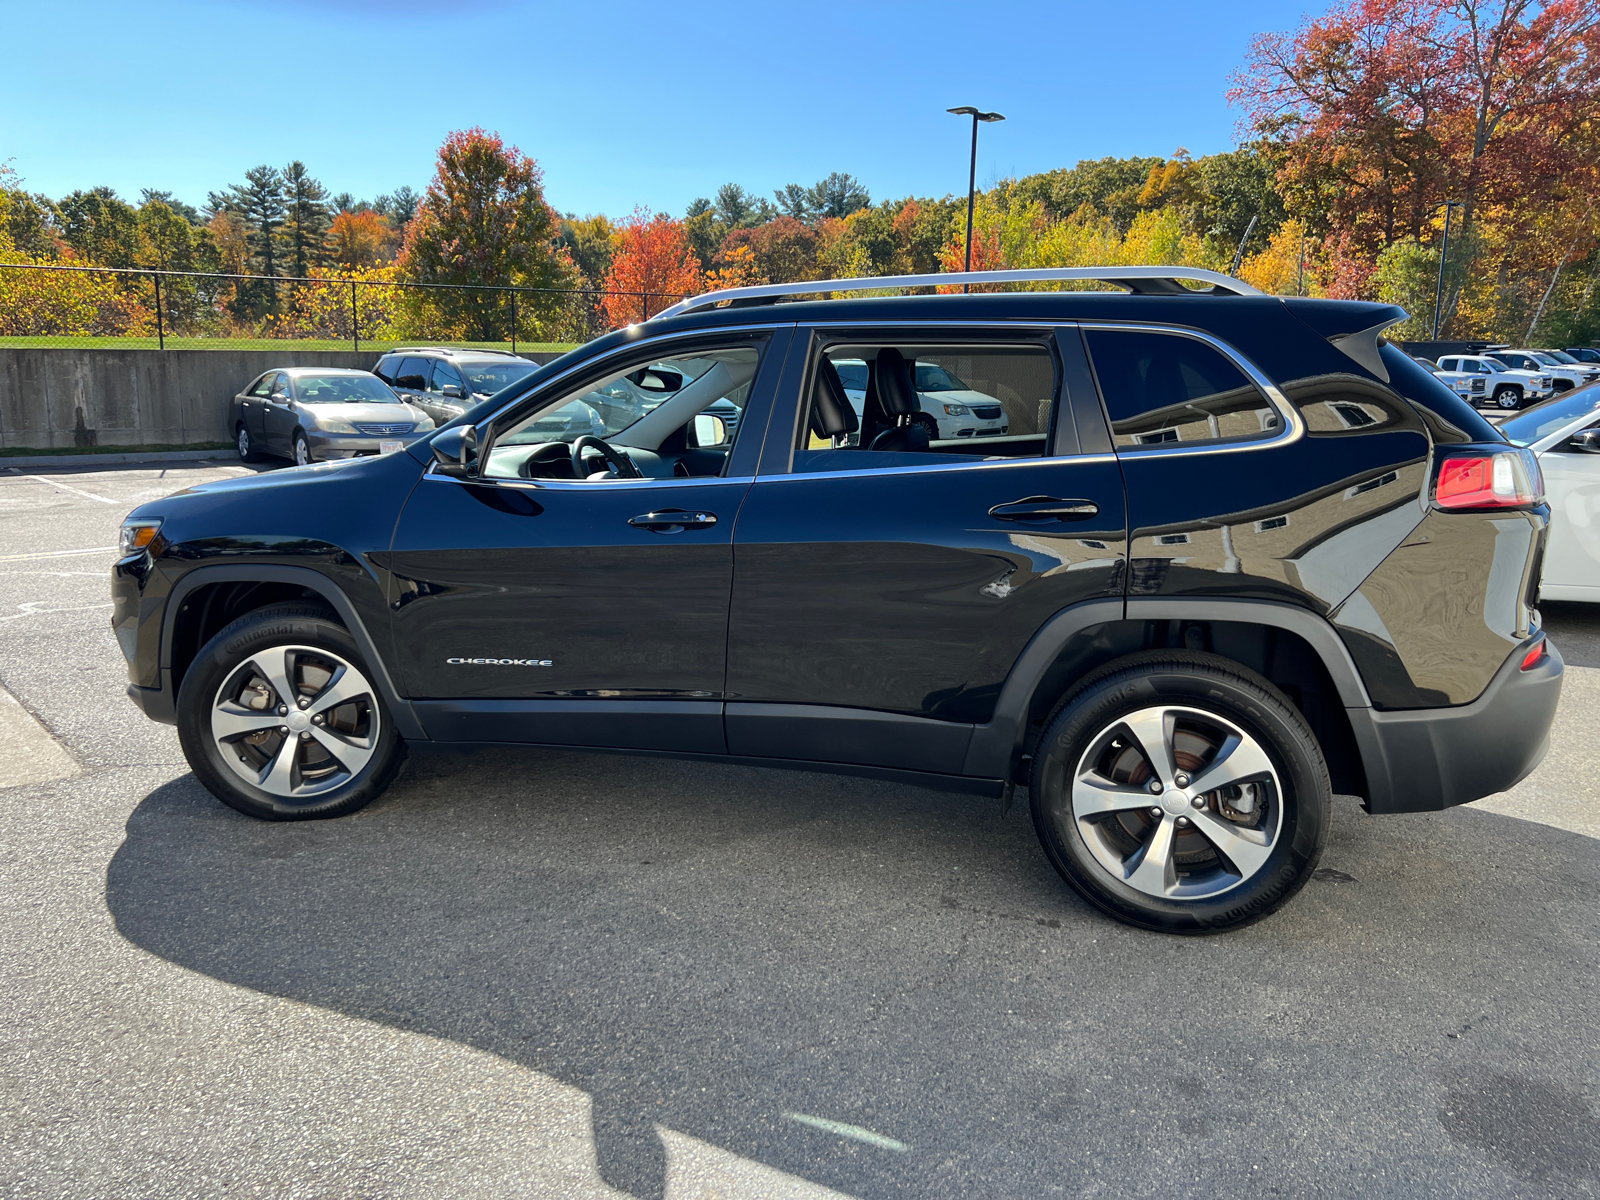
[1029,651,1330,934]
[236,423,262,463]
[912,413,940,441]
[293,430,313,466]
[1493,385,1522,410]
[177,604,405,821]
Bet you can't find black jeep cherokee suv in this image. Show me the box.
[112,267,1563,933]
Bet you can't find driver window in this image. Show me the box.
[482,344,763,481]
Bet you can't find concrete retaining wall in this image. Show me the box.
[0,348,564,450]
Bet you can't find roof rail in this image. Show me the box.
[653,265,1263,320]
[385,346,527,358]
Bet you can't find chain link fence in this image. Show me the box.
[0,262,692,352]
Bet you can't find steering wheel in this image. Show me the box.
[570,434,642,480]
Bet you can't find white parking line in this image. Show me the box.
[24,476,118,505]
[0,546,117,563]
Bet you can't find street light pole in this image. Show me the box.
[947,106,1005,292]
[1432,201,1464,340]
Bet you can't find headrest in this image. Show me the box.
[809,359,859,439]
[875,347,918,417]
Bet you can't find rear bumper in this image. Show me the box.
[1350,636,1563,813]
[127,680,176,725]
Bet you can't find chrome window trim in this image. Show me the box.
[1076,320,1306,458]
[423,464,755,491]
[757,453,1119,485]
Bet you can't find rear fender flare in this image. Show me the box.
[962,597,1371,778]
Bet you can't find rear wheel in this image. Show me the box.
[1030,652,1329,933]
[236,424,261,462]
[1493,385,1523,409]
[177,605,404,820]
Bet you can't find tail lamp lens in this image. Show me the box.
[1435,450,1542,510]
[1520,639,1548,671]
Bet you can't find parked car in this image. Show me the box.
[116,266,1561,934]
[231,369,435,466]
[1432,353,1555,409]
[1563,347,1600,364]
[833,357,1011,441]
[1487,349,1600,393]
[1499,389,1600,601]
[375,348,544,426]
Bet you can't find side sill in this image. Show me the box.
[404,739,1006,799]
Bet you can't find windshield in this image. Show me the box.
[292,375,400,404]
[1499,389,1600,446]
[460,360,540,396]
[1483,357,1512,371]
[914,363,968,392]
[1531,352,1563,366]
[835,362,868,391]
[1545,351,1579,364]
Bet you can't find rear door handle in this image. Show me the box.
[628,509,718,533]
[988,496,1099,523]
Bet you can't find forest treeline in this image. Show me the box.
[3,0,1597,345]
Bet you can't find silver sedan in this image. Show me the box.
[231,369,436,466]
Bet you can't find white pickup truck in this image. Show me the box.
[1433,354,1556,410]
[1488,349,1600,394]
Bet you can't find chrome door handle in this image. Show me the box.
[629,509,718,533]
[988,496,1099,522]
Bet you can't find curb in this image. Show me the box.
[0,449,237,470]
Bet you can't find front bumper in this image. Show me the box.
[1350,635,1563,813]
[308,433,428,460]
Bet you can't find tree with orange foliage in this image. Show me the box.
[328,209,397,269]
[1233,0,1600,318]
[602,208,701,326]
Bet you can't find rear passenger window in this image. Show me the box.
[394,357,429,390]
[1084,329,1279,449]
[793,341,1057,472]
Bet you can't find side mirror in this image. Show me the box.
[270,391,289,403]
[442,384,464,399]
[693,414,728,446]
[431,424,479,478]
[1568,428,1600,453]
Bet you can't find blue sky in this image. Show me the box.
[0,0,1304,217]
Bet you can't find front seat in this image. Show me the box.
[810,359,859,447]
[867,348,930,453]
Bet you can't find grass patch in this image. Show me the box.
[0,441,234,457]
[0,336,579,353]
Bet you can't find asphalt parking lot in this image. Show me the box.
[0,460,1596,1199]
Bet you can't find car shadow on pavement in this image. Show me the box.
[106,749,1600,1198]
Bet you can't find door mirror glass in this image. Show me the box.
[693,414,727,446]
[431,425,479,477]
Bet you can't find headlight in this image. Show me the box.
[941,403,970,416]
[317,417,357,434]
[413,416,436,433]
[119,519,161,556]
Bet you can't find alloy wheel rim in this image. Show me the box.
[295,438,310,465]
[211,644,379,801]
[1065,704,1282,900]
[238,428,249,456]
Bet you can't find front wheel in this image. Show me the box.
[177,605,405,820]
[1030,652,1330,934]
[912,413,940,442]
[293,431,313,465]
[1493,385,1523,410]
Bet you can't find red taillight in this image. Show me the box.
[1435,449,1542,510]
[1520,639,1548,671]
